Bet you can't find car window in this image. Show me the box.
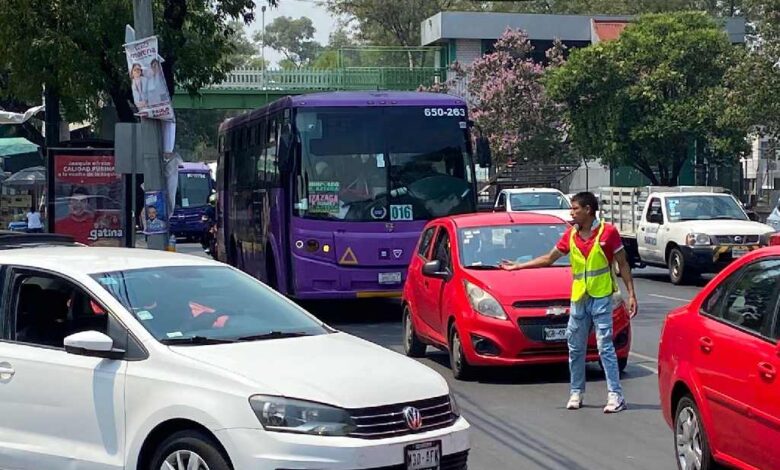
[13,274,108,348]
[646,198,663,223]
[432,229,451,271]
[459,224,569,267]
[93,265,328,342]
[417,227,437,259]
[705,259,780,337]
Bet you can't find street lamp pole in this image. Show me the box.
[132,0,168,250]
[261,6,267,73]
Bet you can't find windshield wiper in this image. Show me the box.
[160,335,236,345]
[237,331,312,342]
[464,264,500,270]
[709,215,744,220]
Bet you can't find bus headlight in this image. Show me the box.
[464,280,507,320]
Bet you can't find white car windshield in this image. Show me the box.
[509,193,570,211]
[92,266,328,343]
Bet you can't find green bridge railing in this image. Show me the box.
[204,67,448,92]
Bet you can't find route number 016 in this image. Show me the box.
[424,107,466,117]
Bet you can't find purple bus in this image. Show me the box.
[216,91,477,299]
[170,162,215,240]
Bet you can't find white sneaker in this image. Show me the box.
[603,392,626,413]
[566,392,582,410]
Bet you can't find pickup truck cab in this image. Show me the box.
[494,188,572,223]
[601,187,775,284]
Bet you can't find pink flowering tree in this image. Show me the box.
[422,29,571,165]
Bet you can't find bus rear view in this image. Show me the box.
[217,92,477,299]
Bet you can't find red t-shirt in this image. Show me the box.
[556,221,623,265]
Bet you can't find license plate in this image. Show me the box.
[732,247,749,258]
[379,272,402,284]
[544,327,567,342]
[405,441,441,470]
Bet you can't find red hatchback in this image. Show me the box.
[402,212,631,379]
[658,247,780,470]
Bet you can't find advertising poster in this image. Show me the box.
[53,154,125,246]
[143,190,168,235]
[124,36,175,121]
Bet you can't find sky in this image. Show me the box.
[246,0,339,67]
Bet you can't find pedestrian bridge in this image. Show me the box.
[172,67,447,110]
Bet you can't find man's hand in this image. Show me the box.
[627,293,638,318]
[499,259,520,271]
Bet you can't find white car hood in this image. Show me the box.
[673,219,775,236]
[170,332,449,408]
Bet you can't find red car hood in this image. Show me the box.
[464,266,573,307]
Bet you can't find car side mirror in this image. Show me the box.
[648,213,663,224]
[64,331,125,360]
[422,260,451,280]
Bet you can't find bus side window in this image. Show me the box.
[267,116,279,187]
[256,121,267,186]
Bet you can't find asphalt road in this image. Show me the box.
[177,244,705,470]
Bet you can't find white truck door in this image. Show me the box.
[638,196,665,263]
[495,191,507,211]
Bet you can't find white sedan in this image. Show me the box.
[0,246,469,470]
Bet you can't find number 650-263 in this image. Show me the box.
[424,108,465,117]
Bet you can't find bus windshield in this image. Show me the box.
[176,172,211,209]
[294,106,475,222]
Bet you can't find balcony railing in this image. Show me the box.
[205,67,448,92]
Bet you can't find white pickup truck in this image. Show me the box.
[599,186,776,284]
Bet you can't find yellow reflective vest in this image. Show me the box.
[569,222,615,302]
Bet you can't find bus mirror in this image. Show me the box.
[467,119,475,128]
[476,136,492,168]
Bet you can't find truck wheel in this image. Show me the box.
[669,248,689,285]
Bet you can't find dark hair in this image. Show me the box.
[147,205,157,211]
[30,206,37,212]
[571,191,599,216]
[71,186,89,196]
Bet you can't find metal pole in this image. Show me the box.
[261,6,266,72]
[133,0,167,250]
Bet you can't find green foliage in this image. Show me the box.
[257,16,324,68]
[546,12,748,185]
[0,0,272,123]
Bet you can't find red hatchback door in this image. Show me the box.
[675,256,780,469]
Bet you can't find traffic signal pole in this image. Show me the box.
[133,0,168,250]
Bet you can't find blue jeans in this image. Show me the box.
[567,295,623,396]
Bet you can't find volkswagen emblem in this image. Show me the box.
[733,235,743,243]
[403,406,423,431]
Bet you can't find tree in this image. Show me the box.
[424,30,569,165]
[0,0,275,123]
[225,20,267,69]
[312,27,356,69]
[257,16,324,68]
[546,12,749,185]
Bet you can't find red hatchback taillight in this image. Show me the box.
[770,233,780,246]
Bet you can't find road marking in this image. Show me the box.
[629,351,658,374]
[648,293,690,303]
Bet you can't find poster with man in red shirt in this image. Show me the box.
[53,154,125,246]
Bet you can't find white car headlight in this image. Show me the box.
[686,233,711,246]
[249,395,356,436]
[464,280,507,320]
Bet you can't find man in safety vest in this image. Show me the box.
[500,191,638,413]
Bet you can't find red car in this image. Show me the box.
[658,246,780,470]
[402,212,631,379]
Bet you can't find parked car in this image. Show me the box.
[658,246,780,470]
[493,188,573,223]
[0,246,469,469]
[402,212,631,379]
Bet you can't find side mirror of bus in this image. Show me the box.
[476,136,492,168]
